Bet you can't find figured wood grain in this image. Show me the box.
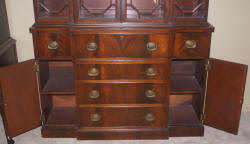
[77,83,168,104]
[33,31,71,59]
[73,34,169,58]
[0,60,41,137]
[78,106,168,128]
[204,58,248,135]
[173,32,211,58]
[76,63,168,80]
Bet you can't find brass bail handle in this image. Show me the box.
[147,42,158,51]
[48,41,59,50]
[145,90,157,98]
[145,113,155,122]
[90,113,101,122]
[88,68,99,77]
[86,42,98,51]
[185,40,197,49]
[146,67,157,76]
[89,90,100,99]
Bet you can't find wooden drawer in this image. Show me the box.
[78,106,168,128]
[173,32,211,58]
[73,34,169,58]
[77,83,168,104]
[32,32,71,59]
[76,62,168,80]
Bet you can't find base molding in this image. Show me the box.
[169,125,204,137]
[77,128,169,140]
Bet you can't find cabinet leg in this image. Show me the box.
[7,136,15,144]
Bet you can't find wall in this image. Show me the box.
[5,0,250,112]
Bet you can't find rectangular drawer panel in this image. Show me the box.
[73,34,169,58]
[77,83,168,104]
[33,32,71,59]
[78,106,168,128]
[76,63,168,80]
[173,32,211,58]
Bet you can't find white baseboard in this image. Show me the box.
[243,105,250,112]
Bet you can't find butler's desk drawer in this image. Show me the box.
[73,34,169,58]
[76,83,168,104]
[75,59,169,80]
[78,105,168,128]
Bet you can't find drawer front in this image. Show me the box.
[33,32,71,59]
[78,106,168,127]
[77,83,168,104]
[76,63,168,80]
[173,32,211,58]
[74,34,169,58]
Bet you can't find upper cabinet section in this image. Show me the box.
[33,0,73,23]
[33,0,209,25]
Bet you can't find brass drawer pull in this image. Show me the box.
[90,113,101,122]
[146,68,157,76]
[185,40,197,49]
[48,41,59,50]
[86,42,98,51]
[147,42,158,51]
[88,68,99,77]
[145,113,155,122]
[145,90,157,98]
[89,90,100,99]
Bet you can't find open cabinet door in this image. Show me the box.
[204,58,248,134]
[0,60,41,137]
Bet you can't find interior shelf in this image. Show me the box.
[40,61,75,95]
[168,105,201,126]
[41,75,74,94]
[170,75,202,94]
[46,107,76,128]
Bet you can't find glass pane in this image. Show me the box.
[126,0,165,19]
[173,0,205,17]
[38,0,70,19]
[79,0,117,19]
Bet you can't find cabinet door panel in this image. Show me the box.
[0,60,41,137]
[123,0,167,22]
[75,0,120,23]
[204,58,248,134]
[172,0,208,23]
[34,0,73,23]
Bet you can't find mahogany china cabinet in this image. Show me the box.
[0,0,248,142]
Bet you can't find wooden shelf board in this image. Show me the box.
[169,105,201,126]
[170,75,202,94]
[46,107,76,127]
[41,75,75,94]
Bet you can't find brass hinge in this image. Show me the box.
[205,64,211,71]
[40,114,45,125]
[34,62,39,72]
[200,114,206,122]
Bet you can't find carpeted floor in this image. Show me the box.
[13,112,250,144]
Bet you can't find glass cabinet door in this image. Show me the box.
[123,0,168,22]
[75,0,120,23]
[34,0,73,23]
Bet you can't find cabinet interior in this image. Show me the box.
[38,61,76,129]
[169,60,206,127]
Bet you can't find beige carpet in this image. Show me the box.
[13,112,250,144]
